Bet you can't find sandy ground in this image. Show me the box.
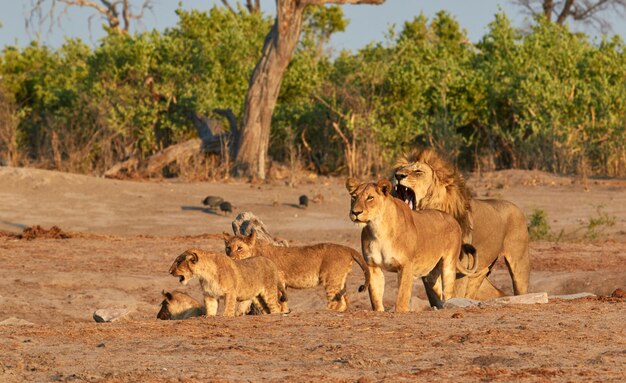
[0,166,625,382]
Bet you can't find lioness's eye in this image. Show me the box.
[366,195,374,201]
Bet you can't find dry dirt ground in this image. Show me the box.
[0,166,625,382]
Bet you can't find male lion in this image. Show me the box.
[157,290,205,320]
[223,231,370,312]
[168,248,287,317]
[394,148,530,299]
[345,178,479,311]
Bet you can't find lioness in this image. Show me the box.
[157,290,205,320]
[223,231,370,312]
[346,178,478,311]
[394,148,530,299]
[168,248,287,317]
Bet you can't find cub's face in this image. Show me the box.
[223,231,257,260]
[169,249,200,285]
[157,290,200,320]
[345,178,393,225]
[224,236,254,260]
[394,161,434,210]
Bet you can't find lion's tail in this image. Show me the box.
[349,248,370,292]
[456,244,481,276]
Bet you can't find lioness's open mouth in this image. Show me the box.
[396,184,416,210]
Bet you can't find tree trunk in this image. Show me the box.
[235,0,305,179]
[234,0,385,179]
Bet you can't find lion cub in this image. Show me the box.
[168,248,287,317]
[346,178,479,311]
[157,290,205,320]
[223,231,370,312]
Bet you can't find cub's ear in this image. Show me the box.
[163,291,173,300]
[186,250,199,264]
[345,178,360,194]
[222,231,231,241]
[377,179,392,196]
[248,230,257,246]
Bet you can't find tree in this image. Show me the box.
[220,0,261,14]
[234,0,385,180]
[29,0,153,35]
[513,0,626,31]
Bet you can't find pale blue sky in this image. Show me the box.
[1,1,625,51]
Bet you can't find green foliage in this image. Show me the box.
[528,208,552,241]
[1,7,626,178]
[584,205,616,240]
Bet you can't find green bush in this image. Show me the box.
[1,8,625,178]
[528,208,552,241]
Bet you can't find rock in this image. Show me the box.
[0,317,34,326]
[481,292,549,306]
[443,298,480,309]
[93,308,129,323]
[549,292,596,300]
[410,297,432,311]
[231,212,288,247]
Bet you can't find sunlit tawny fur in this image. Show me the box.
[157,290,205,320]
[223,231,370,312]
[394,148,530,300]
[168,248,287,317]
[346,178,479,311]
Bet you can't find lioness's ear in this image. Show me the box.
[345,178,359,194]
[377,179,392,196]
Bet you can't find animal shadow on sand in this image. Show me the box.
[181,206,221,216]
[283,203,303,209]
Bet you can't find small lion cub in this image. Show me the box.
[157,290,205,320]
[223,231,370,312]
[168,248,287,317]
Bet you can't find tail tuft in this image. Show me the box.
[462,244,476,256]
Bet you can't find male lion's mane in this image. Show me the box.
[395,148,473,236]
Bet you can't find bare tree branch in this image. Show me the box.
[512,0,626,32]
[556,0,575,24]
[220,0,236,14]
[28,0,153,35]
[302,0,384,5]
[245,0,261,13]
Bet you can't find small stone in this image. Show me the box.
[443,298,480,309]
[0,317,34,326]
[482,292,549,306]
[93,308,129,323]
[451,312,464,319]
[549,292,596,300]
